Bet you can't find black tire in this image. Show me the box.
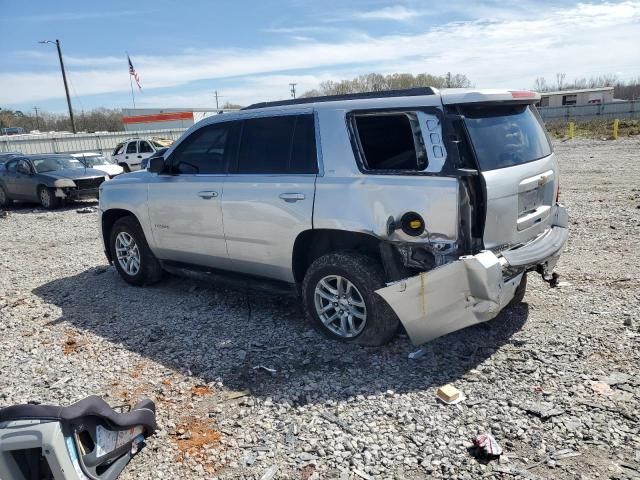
[510,272,528,305]
[109,216,163,286]
[120,163,131,173]
[0,184,11,207]
[302,252,399,346]
[38,186,60,210]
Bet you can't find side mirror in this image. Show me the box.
[148,156,166,174]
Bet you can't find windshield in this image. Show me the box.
[462,104,552,171]
[78,155,109,167]
[32,156,83,173]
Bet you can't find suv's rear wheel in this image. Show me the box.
[109,216,163,286]
[510,272,528,305]
[302,252,399,346]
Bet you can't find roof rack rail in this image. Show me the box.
[242,87,437,110]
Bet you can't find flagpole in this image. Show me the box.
[126,52,136,108]
[129,74,136,108]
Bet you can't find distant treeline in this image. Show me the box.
[301,72,472,97]
[533,73,640,100]
[0,107,124,133]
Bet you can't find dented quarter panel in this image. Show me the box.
[313,107,459,245]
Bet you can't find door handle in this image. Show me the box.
[279,193,305,202]
[198,190,218,199]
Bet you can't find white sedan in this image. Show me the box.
[71,153,124,178]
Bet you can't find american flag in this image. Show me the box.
[128,55,142,90]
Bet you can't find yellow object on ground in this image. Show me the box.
[436,384,461,403]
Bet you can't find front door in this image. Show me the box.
[147,122,234,269]
[222,113,318,282]
[15,159,37,200]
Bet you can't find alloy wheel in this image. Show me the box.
[314,275,367,338]
[115,231,141,276]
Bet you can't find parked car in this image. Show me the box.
[71,152,124,178]
[0,154,107,209]
[0,152,23,165]
[111,138,174,172]
[140,148,168,170]
[99,88,568,346]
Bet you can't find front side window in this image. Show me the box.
[126,142,137,154]
[236,114,317,174]
[112,143,124,156]
[461,104,552,171]
[139,141,153,153]
[170,123,231,174]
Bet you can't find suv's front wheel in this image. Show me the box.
[109,216,163,286]
[302,252,399,346]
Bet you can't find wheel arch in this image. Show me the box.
[101,209,142,263]
[292,229,383,283]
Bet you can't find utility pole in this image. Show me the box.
[32,106,41,130]
[289,83,297,99]
[446,72,451,88]
[214,90,223,110]
[39,39,76,133]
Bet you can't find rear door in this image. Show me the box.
[124,141,141,170]
[147,121,234,269]
[459,104,557,249]
[222,113,318,282]
[138,140,155,165]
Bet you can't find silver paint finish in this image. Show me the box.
[481,153,559,249]
[147,173,231,269]
[221,174,315,281]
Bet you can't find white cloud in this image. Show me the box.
[2,1,639,107]
[354,6,424,21]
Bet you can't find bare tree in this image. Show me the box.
[556,72,566,91]
[300,72,472,97]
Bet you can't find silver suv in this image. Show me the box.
[99,88,568,346]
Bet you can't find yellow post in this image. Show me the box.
[613,119,619,140]
[568,122,575,139]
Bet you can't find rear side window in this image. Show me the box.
[354,114,424,171]
[126,142,137,154]
[170,123,231,174]
[461,104,552,171]
[236,114,317,174]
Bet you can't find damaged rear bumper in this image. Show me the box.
[376,204,568,345]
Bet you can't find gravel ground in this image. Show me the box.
[1,138,639,479]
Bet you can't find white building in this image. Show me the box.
[121,108,238,131]
[537,87,614,108]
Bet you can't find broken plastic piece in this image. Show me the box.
[253,365,277,374]
[472,433,503,458]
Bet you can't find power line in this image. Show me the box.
[289,83,297,99]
